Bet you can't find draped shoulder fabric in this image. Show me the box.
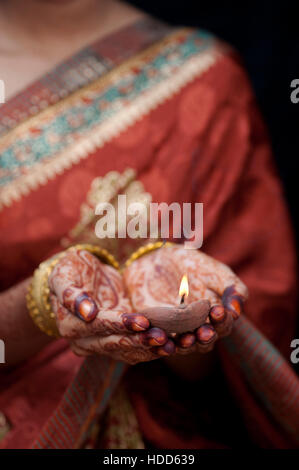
[0,17,297,448]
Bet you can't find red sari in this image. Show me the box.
[0,17,297,448]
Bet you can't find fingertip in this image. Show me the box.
[209,305,226,325]
[177,332,196,349]
[143,327,168,346]
[122,313,150,332]
[196,323,217,344]
[222,285,244,319]
[74,292,98,322]
[156,339,176,356]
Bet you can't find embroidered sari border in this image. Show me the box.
[0,28,224,209]
[0,17,173,137]
[32,356,126,449]
[223,317,299,445]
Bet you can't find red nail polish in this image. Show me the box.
[196,324,216,344]
[209,305,226,324]
[144,327,167,346]
[222,285,239,301]
[75,293,98,322]
[156,339,176,356]
[223,297,243,319]
[122,313,150,332]
[178,333,196,348]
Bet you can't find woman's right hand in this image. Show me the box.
[48,249,170,364]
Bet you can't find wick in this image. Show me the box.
[180,294,185,305]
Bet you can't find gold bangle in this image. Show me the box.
[26,244,120,337]
[123,241,174,269]
[67,244,120,271]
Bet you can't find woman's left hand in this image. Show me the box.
[49,249,172,364]
[123,243,248,355]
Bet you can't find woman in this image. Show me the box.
[0,0,298,449]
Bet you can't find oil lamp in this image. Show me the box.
[139,273,210,335]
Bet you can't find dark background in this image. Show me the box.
[130,0,299,246]
[130,0,299,368]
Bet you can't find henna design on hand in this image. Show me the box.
[49,250,172,364]
[71,327,169,365]
[49,245,247,365]
[222,285,244,319]
[49,249,148,338]
[124,244,248,356]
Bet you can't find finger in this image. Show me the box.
[209,304,234,337]
[176,332,197,349]
[155,339,176,357]
[49,250,127,322]
[50,293,150,338]
[72,331,169,364]
[74,328,168,353]
[222,285,244,319]
[73,291,99,322]
[71,337,160,364]
[143,327,168,346]
[49,250,97,312]
[195,323,218,353]
[122,313,150,332]
[51,293,98,338]
[50,268,98,323]
[73,336,176,362]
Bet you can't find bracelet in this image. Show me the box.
[26,244,119,337]
[123,241,173,269]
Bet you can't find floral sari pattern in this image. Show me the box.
[0,15,297,449]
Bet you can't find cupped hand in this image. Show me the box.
[49,245,248,364]
[48,249,171,364]
[123,243,248,355]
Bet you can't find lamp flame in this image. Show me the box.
[179,274,189,300]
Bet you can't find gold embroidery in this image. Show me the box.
[99,385,145,449]
[0,31,223,210]
[0,28,192,148]
[61,168,156,263]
